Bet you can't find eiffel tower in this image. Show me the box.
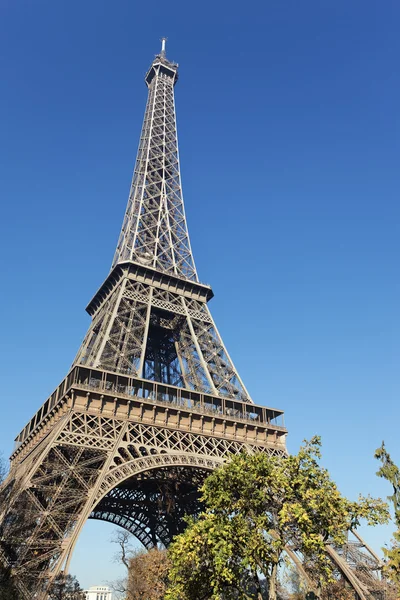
[0,42,386,600]
[0,40,286,598]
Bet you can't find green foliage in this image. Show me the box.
[47,573,85,600]
[375,442,400,523]
[375,442,400,592]
[167,437,389,600]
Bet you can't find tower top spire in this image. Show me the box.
[145,38,178,87]
[160,37,167,57]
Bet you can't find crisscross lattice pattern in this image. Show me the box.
[112,55,197,281]
[74,279,250,400]
[0,44,388,600]
[0,409,281,598]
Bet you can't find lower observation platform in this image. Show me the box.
[12,365,287,464]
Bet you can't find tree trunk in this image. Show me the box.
[268,563,278,600]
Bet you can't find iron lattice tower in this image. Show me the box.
[0,42,386,600]
[0,42,286,598]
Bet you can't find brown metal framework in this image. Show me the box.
[286,530,389,600]
[0,41,388,600]
[0,365,286,598]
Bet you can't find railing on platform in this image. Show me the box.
[13,365,285,451]
[75,366,285,428]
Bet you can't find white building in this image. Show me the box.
[84,585,113,600]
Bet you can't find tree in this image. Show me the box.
[112,529,135,570]
[127,547,171,600]
[375,442,400,594]
[47,573,85,600]
[318,581,354,600]
[109,529,135,597]
[0,455,6,486]
[109,530,171,600]
[166,438,389,600]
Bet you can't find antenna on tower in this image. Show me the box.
[160,37,167,57]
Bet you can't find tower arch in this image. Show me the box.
[60,454,222,575]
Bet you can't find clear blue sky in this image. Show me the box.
[1,0,399,589]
